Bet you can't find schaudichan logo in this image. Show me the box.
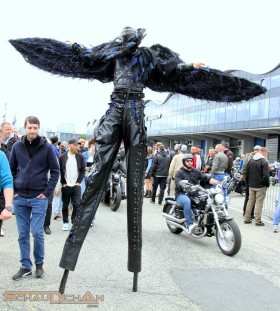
[3,291,104,307]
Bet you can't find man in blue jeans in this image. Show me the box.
[175,154,217,234]
[9,116,59,280]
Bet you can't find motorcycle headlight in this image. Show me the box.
[215,193,224,205]
[113,174,119,182]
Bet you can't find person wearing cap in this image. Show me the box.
[241,145,262,218]
[244,147,269,226]
[59,138,85,231]
[168,144,188,196]
[9,116,59,281]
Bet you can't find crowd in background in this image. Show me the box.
[144,141,279,232]
[0,117,279,281]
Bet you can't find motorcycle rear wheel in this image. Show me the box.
[110,186,122,211]
[216,219,241,256]
[165,204,183,234]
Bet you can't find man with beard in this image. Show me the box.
[175,154,218,234]
[59,139,85,231]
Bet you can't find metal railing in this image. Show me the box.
[263,180,279,219]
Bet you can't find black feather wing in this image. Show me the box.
[147,44,266,103]
[9,38,114,83]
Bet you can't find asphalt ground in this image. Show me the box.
[0,192,279,311]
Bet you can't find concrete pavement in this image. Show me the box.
[0,193,279,310]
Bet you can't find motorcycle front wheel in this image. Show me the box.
[216,219,241,256]
[110,186,122,211]
[165,204,183,234]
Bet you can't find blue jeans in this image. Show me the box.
[273,193,280,225]
[176,194,192,226]
[53,194,62,214]
[14,196,48,269]
[213,173,229,200]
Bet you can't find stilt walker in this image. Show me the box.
[9,27,266,292]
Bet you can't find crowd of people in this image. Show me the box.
[0,117,279,282]
[0,117,100,280]
[144,141,279,233]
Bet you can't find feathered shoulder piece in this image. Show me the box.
[9,38,115,82]
[146,44,266,102]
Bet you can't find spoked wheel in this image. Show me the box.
[216,219,241,256]
[165,204,183,234]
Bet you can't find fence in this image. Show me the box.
[263,182,280,219]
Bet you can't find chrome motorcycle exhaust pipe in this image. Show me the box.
[162,212,186,223]
[166,220,207,239]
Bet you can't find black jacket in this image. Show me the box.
[151,150,171,177]
[9,136,59,198]
[59,152,85,185]
[174,167,210,197]
[244,154,269,188]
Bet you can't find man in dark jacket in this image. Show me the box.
[9,116,59,281]
[221,142,234,174]
[150,144,171,205]
[244,147,269,226]
[0,121,19,151]
[175,154,218,234]
[59,138,85,231]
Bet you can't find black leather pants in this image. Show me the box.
[59,98,146,274]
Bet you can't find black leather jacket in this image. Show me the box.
[151,150,171,177]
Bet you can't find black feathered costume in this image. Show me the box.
[9,27,266,292]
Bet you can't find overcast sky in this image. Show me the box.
[0,0,279,133]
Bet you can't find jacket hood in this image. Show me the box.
[158,150,168,157]
[253,153,265,161]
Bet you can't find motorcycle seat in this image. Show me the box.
[165,196,176,201]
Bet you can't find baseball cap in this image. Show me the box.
[180,144,188,153]
[68,138,79,145]
[254,145,261,150]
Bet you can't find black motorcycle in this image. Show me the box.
[103,172,123,211]
[227,172,246,196]
[162,180,241,256]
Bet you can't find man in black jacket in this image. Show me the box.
[150,144,171,205]
[59,138,85,231]
[175,154,218,234]
[244,147,269,226]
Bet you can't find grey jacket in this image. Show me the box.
[210,151,228,175]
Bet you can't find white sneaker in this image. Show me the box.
[187,224,197,235]
[273,225,278,233]
[62,223,69,231]
[0,226,4,237]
